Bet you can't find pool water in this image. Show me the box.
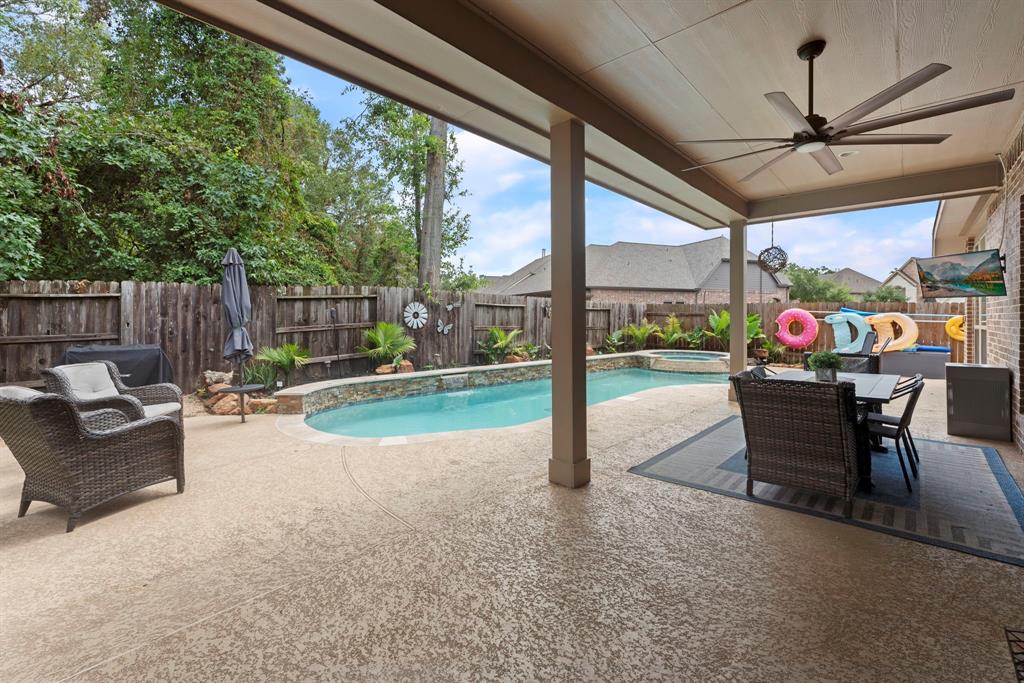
[306,368,728,438]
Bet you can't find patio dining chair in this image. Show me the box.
[0,386,185,532]
[867,375,925,492]
[42,360,183,424]
[731,373,862,517]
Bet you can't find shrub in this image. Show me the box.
[357,322,416,367]
[477,327,522,364]
[243,360,278,388]
[622,320,661,351]
[660,314,685,349]
[604,329,625,354]
[807,351,844,370]
[254,343,310,387]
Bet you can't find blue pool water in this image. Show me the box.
[306,368,728,438]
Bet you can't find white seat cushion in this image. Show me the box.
[0,386,43,400]
[143,402,181,418]
[56,363,118,401]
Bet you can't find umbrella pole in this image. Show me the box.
[238,358,246,423]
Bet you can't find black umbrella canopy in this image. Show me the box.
[221,248,253,363]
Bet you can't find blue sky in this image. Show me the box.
[285,58,938,281]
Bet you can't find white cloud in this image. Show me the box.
[454,131,545,208]
[457,201,550,275]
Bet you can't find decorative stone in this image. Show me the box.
[247,398,278,413]
[397,360,414,374]
[375,364,395,375]
[211,394,253,416]
[203,370,233,387]
[586,344,596,356]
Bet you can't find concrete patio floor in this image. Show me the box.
[1,381,1022,681]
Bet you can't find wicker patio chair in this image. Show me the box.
[731,373,862,517]
[0,386,184,532]
[42,360,182,423]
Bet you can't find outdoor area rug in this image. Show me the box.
[629,415,1024,566]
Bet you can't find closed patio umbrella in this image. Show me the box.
[221,247,254,392]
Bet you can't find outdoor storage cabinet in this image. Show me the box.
[946,364,1012,441]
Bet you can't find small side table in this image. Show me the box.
[217,384,265,423]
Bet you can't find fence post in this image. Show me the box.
[119,281,135,344]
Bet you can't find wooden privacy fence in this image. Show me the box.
[1,280,966,393]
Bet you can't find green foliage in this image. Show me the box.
[603,329,625,354]
[477,327,522,364]
[0,1,478,287]
[784,264,852,303]
[357,322,416,366]
[762,339,787,364]
[807,351,844,370]
[622,320,661,351]
[512,342,544,361]
[660,314,685,349]
[254,343,310,386]
[701,310,765,350]
[243,360,278,388]
[862,285,908,303]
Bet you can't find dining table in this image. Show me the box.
[766,370,904,489]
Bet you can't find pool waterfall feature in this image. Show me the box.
[276,351,730,439]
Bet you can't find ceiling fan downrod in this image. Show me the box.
[797,39,827,130]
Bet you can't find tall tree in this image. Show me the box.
[419,115,446,290]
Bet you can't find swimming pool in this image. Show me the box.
[305,368,727,438]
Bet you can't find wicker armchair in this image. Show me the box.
[42,360,182,423]
[0,386,184,532]
[731,373,862,517]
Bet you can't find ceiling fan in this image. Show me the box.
[676,39,1016,182]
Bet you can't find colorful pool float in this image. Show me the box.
[775,308,819,349]
[865,312,919,352]
[945,315,965,342]
[824,312,873,354]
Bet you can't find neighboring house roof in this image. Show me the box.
[822,267,883,295]
[478,236,791,296]
[882,260,919,289]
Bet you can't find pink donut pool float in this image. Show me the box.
[775,308,819,349]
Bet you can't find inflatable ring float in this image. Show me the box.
[775,308,819,349]
[824,312,873,354]
[945,315,965,342]
[865,312,919,352]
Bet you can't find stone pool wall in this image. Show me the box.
[276,353,650,415]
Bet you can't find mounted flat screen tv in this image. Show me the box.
[915,249,1006,299]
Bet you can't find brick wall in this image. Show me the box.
[976,165,1023,450]
[587,288,788,305]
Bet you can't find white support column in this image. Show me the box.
[728,219,748,401]
[548,118,590,488]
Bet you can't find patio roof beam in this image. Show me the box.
[747,162,1003,222]
[374,0,748,222]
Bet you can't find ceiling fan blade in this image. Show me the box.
[839,88,1015,136]
[739,147,797,183]
[764,92,814,134]
[810,146,843,175]
[680,145,793,173]
[825,63,951,134]
[675,138,792,144]
[830,133,950,145]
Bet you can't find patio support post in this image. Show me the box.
[548,118,590,488]
[728,219,748,401]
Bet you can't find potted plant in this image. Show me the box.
[806,351,844,382]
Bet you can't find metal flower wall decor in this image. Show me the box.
[403,301,428,329]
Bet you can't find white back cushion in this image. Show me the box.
[56,363,118,400]
[0,386,43,400]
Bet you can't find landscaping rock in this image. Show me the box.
[397,360,414,373]
[247,398,278,414]
[586,344,596,356]
[210,394,255,416]
[375,364,395,375]
[203,370,233,387]
[503,355,526,364]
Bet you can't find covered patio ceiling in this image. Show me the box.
[162,0,1022,227]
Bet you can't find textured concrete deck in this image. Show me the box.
[1,382,1022,681]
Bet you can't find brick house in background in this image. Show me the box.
[480,236,790,304]
[821,267,883,299]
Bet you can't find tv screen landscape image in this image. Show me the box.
[916,249,1006,299]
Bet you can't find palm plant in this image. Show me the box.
[622,319,661,351]
[254,343,310,387]
[660,314,685,349]
[477,327,522,364]
[357,322,416,367]
[682,327,705,349]
[604,329,625,354]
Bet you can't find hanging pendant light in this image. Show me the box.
[757,220,788,274]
